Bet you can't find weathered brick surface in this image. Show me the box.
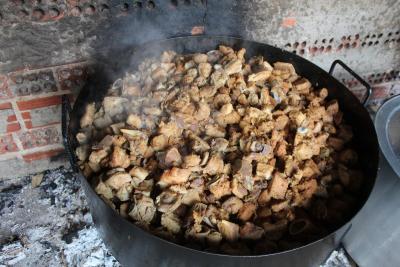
[17,95,62,111]
[0,134,18,154]
[23,148,64,162]
[7,123,21,133]
[371,85,392,100]
[0,75,12,99]
[0,102,20,134]
[18,125,62,150]
[29,104,62,128]
[0,107,14,134]
[9,69,58,96]
[56,63,89,93]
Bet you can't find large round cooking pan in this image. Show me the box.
[62,36,379,267]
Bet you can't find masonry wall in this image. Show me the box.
[0,0,399,179]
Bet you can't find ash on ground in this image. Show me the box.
[0,167,119,267]
[0,167,350,266]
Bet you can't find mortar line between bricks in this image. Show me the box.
[52,67,63,93]
[347,81,399,90]
[9,90,72,103]
[11,132,25,158]
[11,100,27,131]
[6,61,89,77]
[0,150,21,161]
[20,143,64,156]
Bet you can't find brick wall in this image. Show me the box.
[0,62,89,179]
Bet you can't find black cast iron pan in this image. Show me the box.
[62,36,379,267]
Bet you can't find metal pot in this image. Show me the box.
[62,36,379,267]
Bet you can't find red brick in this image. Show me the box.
[8,69,58,96]
[17,125,61,149]
[25,121,33,129]
[0,102,12,110]
[22,112,31,120]
[7,123,21,133]
[25,120,59,130]
[7,115,17,122]
[17,95,62,111]
[0,134,18,154]
[372,85,391,100]
[23,148,64,162]
[56,64,88,92]
[29,104,61,128]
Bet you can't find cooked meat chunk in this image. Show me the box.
[231,178,248,199]
[248,70,271,82]
[129,167,149,185]
[95,180,113,199]
[182,154,201,168]
[326,100,339,115]
[218,220,240,242]
[181,189,201,206]
[221,196,243,214]
[211,69,228,89]
[116,184,132,201]
[105,172,132,190]
[159,121,182,138]
[163,147,183,167]
[158,167,192,188]
[209,175,231,199]
[126,114,142,129]
[237,202,257,221]
[203,154,224,175]
[205,124,225,137]
[155,190,182,213]
[161,213,181,234]
[151,135,168,151]
[268,173,289,200]
[273,62,296,75]
[298,179,318,200]
[240,222,264,240]
[129,195,156,225]
[89,149,108,165]
[339,149,358,165]
[328,137,344,151]
[76,145,89,161]
[198,62,212,78]
[110,146,130,168]
[271,200,289,212]
[103,96,128,117]
[80,103,96,128]
[224,59,242,75]
[294,142,314,160]
[293,78,311,94]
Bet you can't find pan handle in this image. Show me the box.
[329,59,372,106]
[61,95,79,172]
